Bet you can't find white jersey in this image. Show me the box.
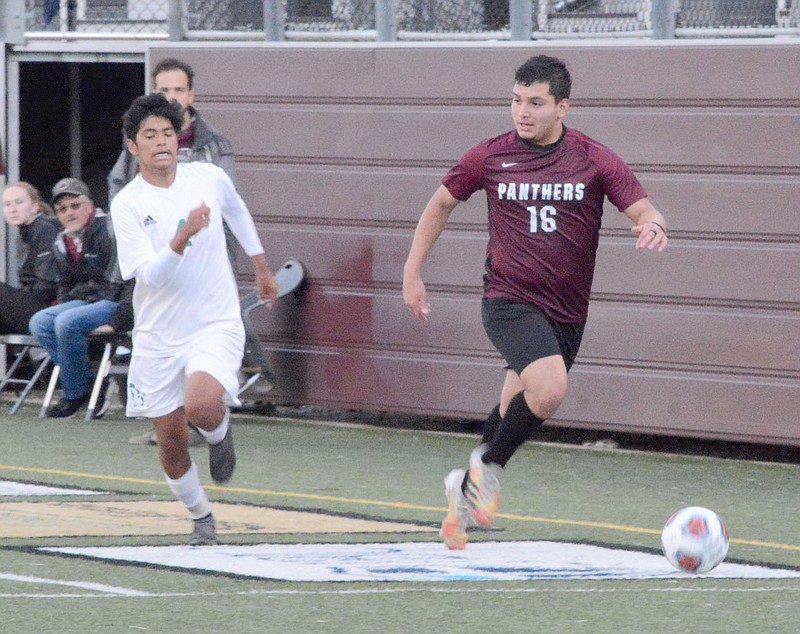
[110,162,264,357]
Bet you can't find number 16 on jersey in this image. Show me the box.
[528,205,557,233]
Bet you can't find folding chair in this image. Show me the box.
[84,332,131,420]
[0,334,51,414]
[39,331,131,420]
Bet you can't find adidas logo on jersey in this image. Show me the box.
[143,215,157,226]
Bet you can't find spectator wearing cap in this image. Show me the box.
[28,178,124,418]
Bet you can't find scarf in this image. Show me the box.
[62,210,96,266]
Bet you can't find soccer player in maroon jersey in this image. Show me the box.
[403,55,668,550]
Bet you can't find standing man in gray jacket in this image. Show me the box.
[108,58,275,444]
[108,58,237,200]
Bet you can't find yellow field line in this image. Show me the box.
[2,464,798,553]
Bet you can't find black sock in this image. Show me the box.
[482,391,545,468]
[480,404,502,445]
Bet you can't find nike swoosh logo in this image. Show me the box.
[501,162,518,168]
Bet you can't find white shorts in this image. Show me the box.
[125,328,243,418]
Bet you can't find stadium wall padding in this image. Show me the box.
[151,42,800,445]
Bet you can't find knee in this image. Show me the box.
[184,397,220,426]
[28,311,47,336]
[526,378,568,419]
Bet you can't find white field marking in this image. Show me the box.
[0,573,149,596]
[0,481,105,496]
[40,541,800,583]
[2,586,800,600]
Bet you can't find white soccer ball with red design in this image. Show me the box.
[661,506,729,574]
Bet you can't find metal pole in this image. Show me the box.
[264,0,285,41]
[69,64,81,179]
[0,0,25,44]
[651,0,677,39]
[1,46,7,291]
[509,0,533,41]
[376,0,397,41]
[59,0,69,33]
[168,0,184,41]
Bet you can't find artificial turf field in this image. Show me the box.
[1,400,798,633]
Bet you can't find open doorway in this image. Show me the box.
[18,61,144,210]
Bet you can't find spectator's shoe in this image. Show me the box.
[238,368,274,395]
[441,468,470,550]
[208,412,236,484]
[189,514,217,546]
[464,444,503,528]
[90,377,113,420]
[128,429,157,445]
[45,393,90,419]
[128,425,205,446]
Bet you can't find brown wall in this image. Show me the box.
[152,42,800,445]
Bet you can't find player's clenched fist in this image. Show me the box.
[184,201,211,237]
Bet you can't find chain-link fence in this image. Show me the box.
[26,0,169,34]
[23,0,800,39]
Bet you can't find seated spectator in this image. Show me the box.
[29,178,124,418]
[1,182,60,334]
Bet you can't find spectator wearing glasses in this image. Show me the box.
[28,178,124,418]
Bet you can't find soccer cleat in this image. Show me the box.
[189,513,217,546]
[208,411,236,484]
[463,444,503,527]
[440,468,470,550]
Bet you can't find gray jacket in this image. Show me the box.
[107,107,237,201]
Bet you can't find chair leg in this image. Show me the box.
[10,355,50,415]
[85,343,113,421]
[40,365,60,418]
[0,345,30,393]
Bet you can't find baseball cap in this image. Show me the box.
[52,177,91,202]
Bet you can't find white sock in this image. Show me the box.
[196,406,230,446]
[165,462,212,520]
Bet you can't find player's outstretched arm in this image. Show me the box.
[624,198,669,253]
[403,185,460,321]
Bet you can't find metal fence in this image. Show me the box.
[22,0,800,39]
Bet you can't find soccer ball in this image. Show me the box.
[661,506,729,574]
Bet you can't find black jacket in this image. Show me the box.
[107,278,134,333]
[52,214,124,303]
[17,213,60,304]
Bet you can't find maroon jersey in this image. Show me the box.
[442,127,647,323]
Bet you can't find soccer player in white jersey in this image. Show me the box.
[111,93,277,545]
[403,55,669,550]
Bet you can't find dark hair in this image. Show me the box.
[152,57,194,90]
[514,55,572,102]
[122,92,184,141]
